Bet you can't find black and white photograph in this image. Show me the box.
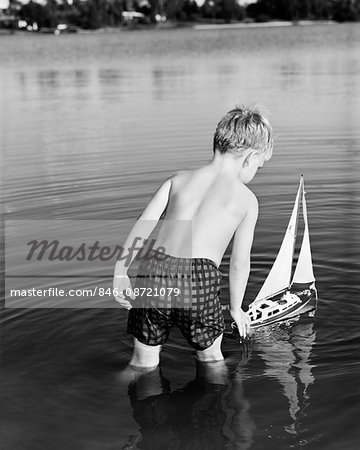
[1,1,360,449]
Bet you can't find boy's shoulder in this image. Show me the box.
[167,168,198,185]
[237,181,258,203]
[170,168,196,178]
[233,182,259,221]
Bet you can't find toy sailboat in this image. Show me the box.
[233,176,318,330]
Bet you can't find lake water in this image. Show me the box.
[1,23,360,449]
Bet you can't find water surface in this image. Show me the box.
[1,24,360,449]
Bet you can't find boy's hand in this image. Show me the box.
[113,274,135,310]
[230,309,251,340]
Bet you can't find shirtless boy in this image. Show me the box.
[114,106,273,368]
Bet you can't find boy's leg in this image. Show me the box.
[129,337,162,368]
[195,333,224,363]
[195,358,229,384]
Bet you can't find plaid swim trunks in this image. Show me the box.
[127,249,224,351]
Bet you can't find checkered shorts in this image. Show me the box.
[127,249,224,351]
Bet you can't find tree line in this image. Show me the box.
[247,0,360,22]
[11,0,360,31]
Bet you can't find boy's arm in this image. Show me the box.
[113,177,172,307]
[229,192,259,338]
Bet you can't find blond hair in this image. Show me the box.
[213,106,273,159]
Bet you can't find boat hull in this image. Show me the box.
[231,287,318,333]
[249,287,318,329]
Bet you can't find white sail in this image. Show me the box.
[253,179,303,304]
[292,185,315,285]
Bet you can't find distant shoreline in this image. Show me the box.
[0,19,342,36]
[74,19,339,35]
[193,20,336,31]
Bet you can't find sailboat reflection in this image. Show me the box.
[254,320,317,436]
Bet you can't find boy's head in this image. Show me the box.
[213,106,273,161]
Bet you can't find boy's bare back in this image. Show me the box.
[156,163,258,267]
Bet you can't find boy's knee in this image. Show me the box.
[196,354,224,363]
[130,338,162,368]
[195,349,224,363]
[195,334,224,363]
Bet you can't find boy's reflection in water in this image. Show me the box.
[120,355,254,450]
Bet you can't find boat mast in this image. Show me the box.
[289,176,304,288]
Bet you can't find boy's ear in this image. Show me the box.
[242,150,255,168]
[242,155,250,167]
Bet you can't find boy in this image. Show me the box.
[114,106,273,368]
